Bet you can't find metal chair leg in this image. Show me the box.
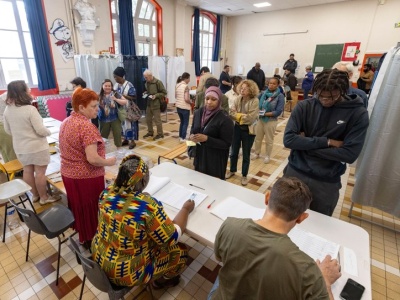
[79,275,86,300]
[56,236,62,285]
[2,204,7,242]
[26,229,31,261]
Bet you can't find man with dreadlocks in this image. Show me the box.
[283,69,369,216]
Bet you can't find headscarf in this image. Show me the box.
[111,154,149,194]
[113,66,126,78]
[201,86,222,127]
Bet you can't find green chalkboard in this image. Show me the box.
[312,44,344,73]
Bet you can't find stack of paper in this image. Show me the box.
[143,176,208,210]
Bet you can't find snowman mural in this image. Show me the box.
[48,18,75,62]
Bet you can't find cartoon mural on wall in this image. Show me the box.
[48,18,75,62]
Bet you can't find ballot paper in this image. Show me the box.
[288,226,340,261]
[143,176,207,210]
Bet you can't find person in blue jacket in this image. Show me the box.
[301,65,314,99]
[283,69,369,216]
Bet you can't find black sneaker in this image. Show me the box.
[129,141,136,149]
[121,140,129,146]
[153,134,164,141]
[143,133,153,138]
[152,275,180,290]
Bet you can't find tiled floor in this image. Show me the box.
[1,106,400,299]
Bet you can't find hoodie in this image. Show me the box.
[283,94,369,182]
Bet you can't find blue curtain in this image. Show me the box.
[119,0,136,55]
[192,8,201,76]
[122,56,148,110]
[212,15,221,62]
[24,0,56,90]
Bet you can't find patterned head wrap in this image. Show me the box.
[112,154,150,194]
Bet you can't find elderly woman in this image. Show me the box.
[226,80,259,186]
[189,86,233,180]
[3,80,60,204]
[91,155,195,289]
[98,79,128,148]
[252,77,285,164]
[59,87,116,246]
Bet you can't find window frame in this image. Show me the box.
[109,0,163,56]
[192,10,217,71]
[0,0,36,89]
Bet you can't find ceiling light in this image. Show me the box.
[253,2,271,8]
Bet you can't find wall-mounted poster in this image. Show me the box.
[341,42,361,61]
[48,18,75,62]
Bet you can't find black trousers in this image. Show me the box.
[283,164,342,216]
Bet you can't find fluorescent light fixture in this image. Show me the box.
[253,2,271,8]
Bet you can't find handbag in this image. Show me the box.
[187,146,196,159]
[127,101,142,121]
[160,97,167,113]
[117,104,127,122]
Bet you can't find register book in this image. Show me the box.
[210,196,340,261]
[143,176,207,210]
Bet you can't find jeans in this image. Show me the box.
[177,107,190,139]
[207,276,219,300]
[230,124,255,177]
[303,89,310,99]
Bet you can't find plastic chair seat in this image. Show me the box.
[0,160,23,181]
[10,201,76,285]
[37,205,75,239]
[0,179,34,242]
[69,238,153,300]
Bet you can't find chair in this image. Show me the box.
[0,179,35,242]
[9,200,76,285]
[69,238,153,300]
[0,159,23,181]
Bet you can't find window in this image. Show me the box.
[193,13,216,70]
[110,0,160,56]
[0,0,37,88]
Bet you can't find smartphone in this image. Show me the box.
[339,278,365,300]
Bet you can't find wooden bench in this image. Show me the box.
[158,143,187,164]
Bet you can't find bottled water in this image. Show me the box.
[7,208,20,230]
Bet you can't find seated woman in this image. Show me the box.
[91,155,195,289]
[189,86,233,180]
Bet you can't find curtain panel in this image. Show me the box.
[212,15,221,62]
[192,8,201,76]
[118,0,136,56]
[122,56,148,110]
[24,0,56,90]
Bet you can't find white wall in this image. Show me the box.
[43,0,399,91]
[225,0,400,80]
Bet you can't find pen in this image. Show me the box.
[207,200,216,209]
[189,183,205,190]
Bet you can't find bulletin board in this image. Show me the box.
[312,44,344,73]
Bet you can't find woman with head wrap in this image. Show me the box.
[189,86,233,180]
[113,67,138,149]
[91,155,195,289]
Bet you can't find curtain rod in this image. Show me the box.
[263,30,308,36]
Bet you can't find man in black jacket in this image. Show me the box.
[246,62,266,91]
[283,69,369,216]
[283,53,297,74]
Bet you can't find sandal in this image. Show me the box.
[152,275,180,290]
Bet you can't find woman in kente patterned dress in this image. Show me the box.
[91,155,195,289]
[59,87,116,246]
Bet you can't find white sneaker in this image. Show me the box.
[40,195,61,205]
[241,176,249,186]
[179,138,186,143]
[251,153,259,160]
[264,156,270,164]
[32,195,40,203]
[226,171,235,179]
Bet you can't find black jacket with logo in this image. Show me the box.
[283,95,369,182]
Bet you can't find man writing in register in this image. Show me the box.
[208,177,341,300]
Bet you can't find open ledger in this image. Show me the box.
[143,176,207,210]
[210,196,340,261]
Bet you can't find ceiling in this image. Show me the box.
[183,0,354,16]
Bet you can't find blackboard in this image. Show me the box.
[312,44,344,73]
